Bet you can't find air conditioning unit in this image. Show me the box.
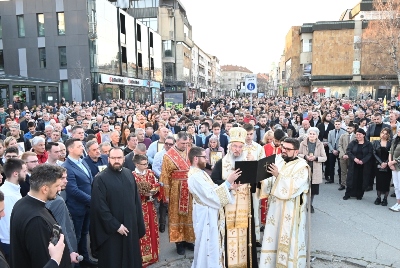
[168,9,174,17]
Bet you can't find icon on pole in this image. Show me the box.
[245,74,257,93]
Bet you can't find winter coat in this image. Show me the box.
[346,139,373,190]
[298,139,327,184]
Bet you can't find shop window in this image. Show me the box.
[0,50,4,71]
[120,13,126,34]
[137,23,141,42]
[0,17,2,39]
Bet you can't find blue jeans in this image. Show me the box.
[71,210,90,261]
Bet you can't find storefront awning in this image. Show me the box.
[312,88,326,93]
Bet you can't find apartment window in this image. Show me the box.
[137,24,141,42]
[137,52,143,67]
[301,39,312,52]
[150,32,153,48]
[37,14,45,37]
[150,57,154,70]
[162,40,173,57]
[0,50,4,70]
[39,48,46,68]
[59,47,67,68]
[57,12,65,35]
[17,15,25,37]
[120,13,126,34]
[0,17,2,39]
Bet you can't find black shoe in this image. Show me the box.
[374,197,381,205]
[159,224,165,233]
[391,192,396,197]
[256,242,262,247]
[357,197,362,200]
[311,206,315,213]
[343,196,350,200]
[185,242,195,251]
[365,186,373,192]
[325,180,334,184]
[381,198,388,206]
[176,242,185,255]
[338,185,346,191]
[260,226,265,232]
[80,259,98,267]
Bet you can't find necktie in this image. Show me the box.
[334,130,338,149]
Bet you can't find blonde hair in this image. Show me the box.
[21,151,37,161]
[262,130,274,144]
[4,136,17,148]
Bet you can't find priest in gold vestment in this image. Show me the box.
[211,127,259,268]
[160,132,195,255]
[260,138,310,268]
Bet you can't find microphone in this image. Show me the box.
[76,255,84,262]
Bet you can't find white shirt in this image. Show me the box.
[0,181,22,244]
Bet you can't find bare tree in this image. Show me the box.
[362,0,400,87]
[71,60,90,102]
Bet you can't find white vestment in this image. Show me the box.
[259,156,310,268]
[243,141,266,242]
[188,167,234,268]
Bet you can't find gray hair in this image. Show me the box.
[31,136,45,146]
[307,127,320,136]
[165,135,176,143]
[10,123,20,130]
[45,125,54,131]
[86,140,98,151]
[136,143,147,153]
[99,142,111,151]
[135,128,144,135]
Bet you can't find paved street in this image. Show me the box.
[150,176,400,267]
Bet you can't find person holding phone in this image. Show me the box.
[10,164,71,268]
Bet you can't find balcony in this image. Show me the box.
[184,33,193,48]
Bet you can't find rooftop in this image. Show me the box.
[221,65,253,73]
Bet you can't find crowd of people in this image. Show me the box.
[0,93,398,267]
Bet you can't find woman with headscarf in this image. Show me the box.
[343,128,373,200]
[298,127,327,213]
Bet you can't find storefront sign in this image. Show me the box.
[100,74,143,87]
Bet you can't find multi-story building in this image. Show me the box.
[209,55,221,98]
[0,0,163,105]
[221,65,252,96]
[277,0,398,99]
[129,0,194,95]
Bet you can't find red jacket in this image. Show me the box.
[263,143,281,157]
[37,150,49,164]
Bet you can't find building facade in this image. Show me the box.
[221,65,253,97]
[0,0,163,104]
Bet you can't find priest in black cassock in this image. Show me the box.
[10,164,71,268]
[90,147,145,268]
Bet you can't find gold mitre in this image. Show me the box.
[229,127,246,144]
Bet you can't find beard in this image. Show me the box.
[226,146,246,168]
[260,123,266,128]
[46,191,58,201]
[281,153,296,162]
[108,162,123,172]
[198,161,207,170]
[18,175,26,183]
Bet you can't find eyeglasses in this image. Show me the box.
[5,155,19,159]
[137,163,148,166]
[165,143,174,146]
[196,155,207,158]
[109,156,124,160]
[280,145,296,151]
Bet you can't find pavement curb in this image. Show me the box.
[312,251,393,267]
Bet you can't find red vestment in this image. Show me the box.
[132,169,159,267]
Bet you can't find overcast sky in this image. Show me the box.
[183,0,361,74]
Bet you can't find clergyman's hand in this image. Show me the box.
[267,163,279,178]
[117,224,129,236]
[230,182,242,191]
[227,169,242,185]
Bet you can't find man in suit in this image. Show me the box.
[338,123,356,191]
[71,125,88,158]
[310,111,322,127]
[327,120,346,184]
[187,123,203,147]
[166,116,181,135]
[63,138,97,267]
[124,143,147,172]
[20,152,39,197]
[146,127,169,165]
[193,117,202,134]
[205,122,228,154]
[83,140,108,177]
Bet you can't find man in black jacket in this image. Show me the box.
[10,164,71,268]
